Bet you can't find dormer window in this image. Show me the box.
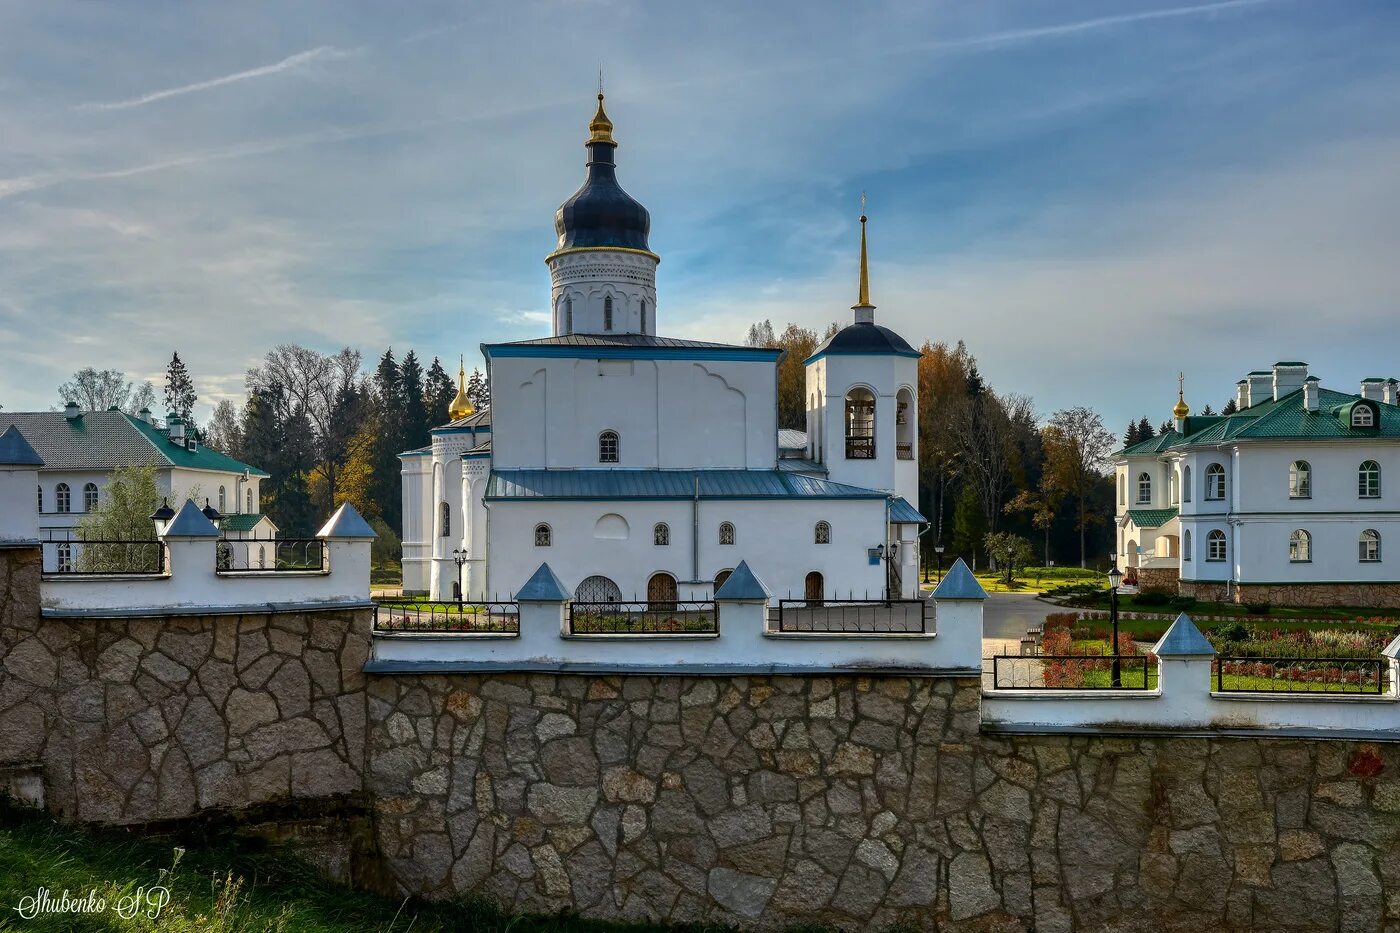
[1353,404,1376,428]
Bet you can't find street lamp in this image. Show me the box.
[934,544,946,584]
[1107,562,1123,687]
[451,548,468,605]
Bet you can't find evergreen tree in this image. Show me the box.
[369,349,404,533]
[966,365,985,398]
[424,357,455,427]
[1137,417,1156,441]
[1222,399,1238,415]
[1124,420,1141,447]
[950,482,988,566]
[163,352,197,422]
[1200,403,1216,416]
[240,385,315,535]
[400,351,428,450]
[1160,420,1172,435]
[466,367,491,412]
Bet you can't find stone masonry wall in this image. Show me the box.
[369,671,1400,931]
[1135,566,1180,591]
[0,547,371,825]
[1180,579,1400,610]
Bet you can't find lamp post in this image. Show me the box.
[451,548,468,606]
[934,544,946,584]
[1107,562,1123,687]
[874,542,898,599]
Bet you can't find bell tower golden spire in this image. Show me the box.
[852,193,875,323]
[1173,371,1190,420]
[448,355,474,421]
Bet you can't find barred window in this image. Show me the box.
[815,521,831,544]
[535,524,551,547]
[599,431,619,463]
[654,523,670,546]
[719,522,735,546]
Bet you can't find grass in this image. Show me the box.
[0,800,691,933]
[925,566,1104,594]
[1071,592,1400,628]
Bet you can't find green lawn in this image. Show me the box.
[0,801,690,933]
[924,566,1104,594]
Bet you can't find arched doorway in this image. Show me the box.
[576,575,622,610]
[804,571,824,607]
[647,572,678,611]
[714,569,733,590]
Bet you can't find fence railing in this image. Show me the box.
[987,653,1157,690]
[896,443,914,460]
[41,536,166,576]
[774,598,930,634]
[373,599,520,635]
[567,601,719,635]
[1213,656,1390,694]
[845,436,875,459]
[216,537,326,573]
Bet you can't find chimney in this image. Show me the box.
[1272,361,1308,401]
[1385,379,1398,406]
[1360,378,1386,402]
[166,412,185,444]
[1303,376,1320,412]
[137,407,153,425]
[1235,380,1249,411]
[63,401,81,421]
[1245,372,1272,408]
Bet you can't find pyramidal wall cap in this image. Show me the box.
[714,560,771,601]
[1152,613,1216,657]
[517,562,571,602]
[317,502,377,539]
[0,426,44,467]
[1383,633,1400,660]
[162,499,219,538]
[932,559,987,600]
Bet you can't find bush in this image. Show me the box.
[1244,602,1272,616]
[1210,621,1250,643]
[1133,587,1175,607]
[1167,595,1195,611]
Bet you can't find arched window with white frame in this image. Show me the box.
[1136,472,1151,504]
[1289,461,1311,498]
[1183,464,1192,503]
[718,522,735,546]
[55,482,71,513]
[1205,463,1226,501]
[654,522,670,546]
[534,523,551,547]
[1206,529,1227,561]
[1360,529,1381,562]
[599,430,619,463]
[218,485,227,512]
[83,482,98,512]
[1353,405,1376,428]
[1289,529,1311,563]
[1359,460,1381,498]
[1118,474,1125,506]
[1183,529,1192,561]
[814,520,831,545]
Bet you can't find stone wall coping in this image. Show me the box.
[370,630,520,640]
[41,598,375,619]
[761,630,937,641]
[0,539,40,549]
[981,722,1400,742]
[558,632,721,642]
[982,689,1162,701]
[1206,690,1398,704]
[43,573,170,584]
[213,569,330,579]
[364,658,982,677]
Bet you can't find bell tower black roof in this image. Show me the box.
[553,92,652,254]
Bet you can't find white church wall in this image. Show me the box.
[484,498,888,602]
[816,354,918,504]
[400,453,432,595]
[487,354,778,471]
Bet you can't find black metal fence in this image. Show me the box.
[216,537,326,572]
[41,535,165,575]
[567,601,719,635]
[1213,656,1390,694]
[373,599,520,635]
[774,598,930,634]
[986,652,1157,690]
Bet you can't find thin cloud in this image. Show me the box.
[76,45,352,111]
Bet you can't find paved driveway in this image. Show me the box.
[982,592,1062,640]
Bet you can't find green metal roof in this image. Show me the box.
[125,416,270,476]
[1126,507,1178,529]
[217,513,271,532]
[1116,431,1183,457]
[0,411,268,475]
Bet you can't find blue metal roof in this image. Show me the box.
[317,503,377,539]
[164,499,219,538]
[931,559,987,600]
[889,497,927,524]
[485,469,890,501]
[0,426,43,466]
[1153,613,1215,657]
[713,560,770,600]
[517,562,571,601]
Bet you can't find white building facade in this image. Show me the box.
[1115,363,1400,607]
[400,93,926,603]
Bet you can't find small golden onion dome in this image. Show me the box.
[588,92,615,145]
[448,357,474,421]
[1173,372,1190,419]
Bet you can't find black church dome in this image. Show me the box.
[553,94,652,254]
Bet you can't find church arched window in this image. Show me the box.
[603,295,613,331]
[565,296,573,333]
[599,431,619,463]
[653,522,669,546]
[640,299,647,333]
[84,483,99,511]
[815,521,831,544]
[55,483,71,513]
[535,524,551,547]
[844,388,876,459]
[440,502,451,538]
[719,522,735,545]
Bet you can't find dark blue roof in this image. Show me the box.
[553,141,651,254]
[486,469,892,501]
[806,322,919,362]
[0,426,43,466]
[890,497,927,524]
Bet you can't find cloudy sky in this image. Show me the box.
[1,0,1396,431]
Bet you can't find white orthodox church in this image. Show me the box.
[400,92,925,604]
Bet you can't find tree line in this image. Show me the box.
[56,348,490,540]
[746,319,1118,568]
